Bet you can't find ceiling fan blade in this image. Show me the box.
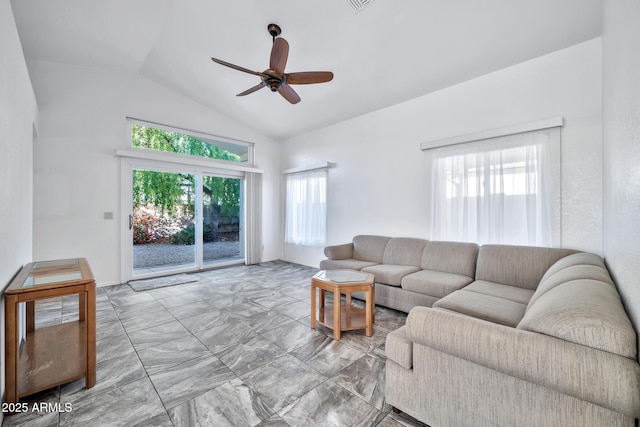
[237,83,266,96]
[278,84,301,104]
[270,38,289,76]
[211,58,266,77]
[286,71,334,85]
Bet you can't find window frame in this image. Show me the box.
[126,117,254,165]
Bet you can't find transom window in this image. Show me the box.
[129,120,249,163]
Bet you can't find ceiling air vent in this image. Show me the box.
[345,0,374,14]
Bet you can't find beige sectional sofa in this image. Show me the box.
[320,235,479,312]
[320,235,640,426]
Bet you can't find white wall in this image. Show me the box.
[602,0,640,356]
[0,0,38,414]
[281,39,603,267]
[29,60,281,286]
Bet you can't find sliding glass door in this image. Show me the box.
[125,164,245,279]
[131,168,197,275]
[202,175,245,266]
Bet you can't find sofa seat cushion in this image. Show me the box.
[464,281,535,305]
[362,264,420,287]
[433,290,527,327]
[401,270,473,298]
[385,326,413,369]
[518,279,638,359]
[319,259,378,271]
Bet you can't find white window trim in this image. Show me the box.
[424,117,563,246]
[115,147,263,175]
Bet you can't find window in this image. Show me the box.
[431,128,554,246]
[284,169,327,246]
[129,120,249,163]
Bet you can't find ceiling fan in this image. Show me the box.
[211,24,334,104]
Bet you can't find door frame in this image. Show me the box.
[119,155,248,282]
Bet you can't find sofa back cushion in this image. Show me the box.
[518,279,637,359]
[475,245,577,290]
[421,241,479,277]
[528,254,614,309]
[539,251,607,282]
[352,235,391,263]
[382,238,428,266]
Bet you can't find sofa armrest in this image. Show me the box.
[324,243,354,260]
[405,307,640,418]
[386,326,413,369]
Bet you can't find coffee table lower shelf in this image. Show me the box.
[18,321,87,398]
[316,305,367,332]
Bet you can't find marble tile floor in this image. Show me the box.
[2,261,428,427]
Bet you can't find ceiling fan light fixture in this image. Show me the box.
[266,78,282,92]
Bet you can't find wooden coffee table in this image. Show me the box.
[311,269,375,340]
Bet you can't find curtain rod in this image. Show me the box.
[283,161,332,175]
[421,116,564,151]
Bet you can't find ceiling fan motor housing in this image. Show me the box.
[261,69,283,91]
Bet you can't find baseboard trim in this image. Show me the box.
[96,280,121,288]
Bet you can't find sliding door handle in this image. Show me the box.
[129,214,133,230]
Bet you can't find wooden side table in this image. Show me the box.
[311,269,375,340]
[4,258,96,404]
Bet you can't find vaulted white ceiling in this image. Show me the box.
[11,0,602,141]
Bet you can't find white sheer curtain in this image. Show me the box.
[244,172,262,264]
[284,169,327,246]
[431,129,552,246]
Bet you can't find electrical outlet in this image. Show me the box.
[104,212,114,220]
